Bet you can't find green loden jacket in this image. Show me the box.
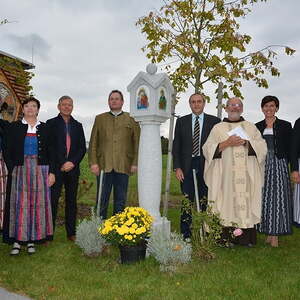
[88,112,140,175]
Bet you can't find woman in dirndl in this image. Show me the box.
[291,118,300,225]
[3,97,55,255]
[255,95,293,247]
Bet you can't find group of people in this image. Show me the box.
[0,95,86,255]
[0,89,299,255]
[173,93,300,248]
[0,90,139,256]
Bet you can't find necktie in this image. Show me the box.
[192,116,200,156]
[66,122,71,156]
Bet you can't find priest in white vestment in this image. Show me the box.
[203,97,267,246]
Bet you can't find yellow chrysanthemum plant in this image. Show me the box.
[99,207,153,246]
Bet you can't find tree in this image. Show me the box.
[136,0,295,101]
[0,19,9,25]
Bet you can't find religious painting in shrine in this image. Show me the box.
[158,87,167,110]
[136,86,149,110]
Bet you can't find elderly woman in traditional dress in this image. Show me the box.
[3,97,55,255]
[255,95,293,247]
[291,118,300,225]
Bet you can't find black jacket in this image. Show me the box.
[172,113,220,175]
[0,119,10,153]
[291,118,300,171]
[46,114,86,175]
[5,120,55,173]
[255,118,292,161]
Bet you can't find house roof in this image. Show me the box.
[0,50,35,70]
[0,50,34,106]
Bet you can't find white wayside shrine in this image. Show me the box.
[127,63,174,236]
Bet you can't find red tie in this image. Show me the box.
[65,122,71,156]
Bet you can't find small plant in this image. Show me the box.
[76,208,107,257]
[182,197,224,260]
[99,207,153,246]
[147,231,192,272]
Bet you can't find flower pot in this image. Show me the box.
[119,242,146,264]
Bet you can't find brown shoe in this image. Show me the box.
[67,235,76,242]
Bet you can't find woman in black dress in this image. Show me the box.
[255,95,292,247]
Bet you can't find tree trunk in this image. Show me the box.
[217,81,223,119]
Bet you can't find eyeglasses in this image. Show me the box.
[227,103,243,108]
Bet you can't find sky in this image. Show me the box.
[1,0,300,139]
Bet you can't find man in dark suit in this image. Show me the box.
[47,96,86,241]
[172,93,220,239]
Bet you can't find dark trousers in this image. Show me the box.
[51,170,79,237]
[180,156,208,239]
[96,170,129,219]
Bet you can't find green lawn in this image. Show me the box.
[1,221,300,299]
[0,155,300,299]
[77,154,182,208]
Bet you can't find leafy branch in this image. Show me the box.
[136,0,295,101]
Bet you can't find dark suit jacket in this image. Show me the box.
[172,113,220,175]
[291,117,300,171]
[46,114,86,175]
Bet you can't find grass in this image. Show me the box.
[1,223,300,299]
[78,154,181,206]
[0,155,300,299]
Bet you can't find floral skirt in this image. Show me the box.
[293,159,300,225]
[9,155,53,243]
[0,151,8,230]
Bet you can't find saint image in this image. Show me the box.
[137,88,149,109]
[159,89,167,110]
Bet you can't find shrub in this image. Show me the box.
[147,231,192,272]
[76,209,107,257]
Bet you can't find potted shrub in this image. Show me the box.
[99,207,153,264]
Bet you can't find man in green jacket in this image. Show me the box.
[88,90,140,219]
